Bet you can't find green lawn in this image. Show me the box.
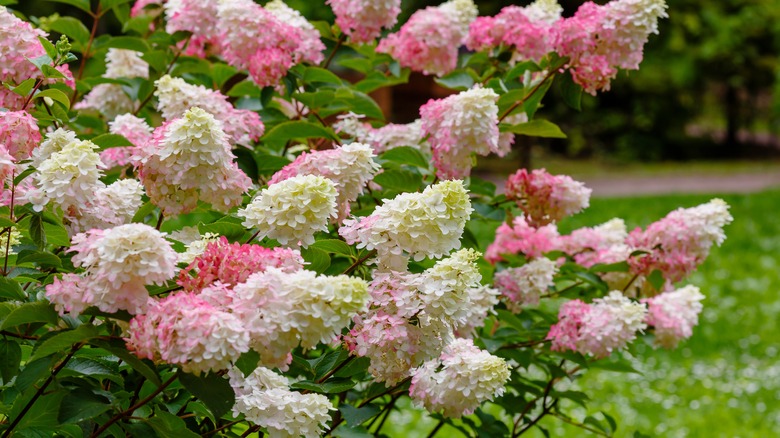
[383,189,780,437]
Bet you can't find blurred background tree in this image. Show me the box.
[12,0,780,162]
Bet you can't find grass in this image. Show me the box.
[383,189,780,437]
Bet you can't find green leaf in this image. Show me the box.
[332,89,385,120]
[379,146,429,169]
[499,120,567,139]
[35,89,71,111]
[89,339,162,387]
[198,218,245,241]
[589,261,630,273]
[301,247,331,274]
[58,388,111,424]
[16,250,62,268]
[0,277,25,301]
[310,239,353,257]
[28,215,46,249]
[435,70,475,91]
[41,64,68,80]
[290,378,356,394]
[13,391,65,432]
[99,0,135,11]
[90,133,134,150]
[262,121,337,148]
[102,36,150,53]
[179,372,235,419]
[49,17,91,45]
[1,301,58,330]
[44,222,71,247]
[373,169,423,192]
[254,154,291,175]
[0,338,22,383]
[572,271,609,293]
[132,201,156,224]
[590,358,641,374]
[334,356,370,378]
[141,50,172,73]
[27,55,53,71]
[235,349,260,377]
[339,404,381,427]
[44,0,92,14]
[332,425,374,438]
[38,37,57,60]
[648,269,665,291]
[9,78,37,97]
[293,90,337,110]
[146,411,200,438]
[338,57,373,74]
[303,67,343,85]
[559,71,583,111]
[29,325,98,363]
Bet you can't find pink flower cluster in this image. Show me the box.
[626,199,732,289]
[485,216,560,264]
[0,6,73,109]
[378,0,477,76]
[0,111,41,160]
[547,291,647,358]
[467,0,562,62]
[177,236,304,292]
[327,0,401,43]
[420,87,501,179]
[100,114,153,168]
[505,168,592,226]
[642,285,704,348]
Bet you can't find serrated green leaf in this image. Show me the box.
[301,247,331,274]
[380,146,429,169]
[27,55,53,71]
[16,250,61,268]
[90,133,133,150]
[9,78,37,97]
[29,325,98,363]
[49,17,91,45]
[435,70,475,91]
[290,378,356,394]
[0,277,24,301]
[293,90,337,110]
[44,222,70,247]
[262,121,337,148]
[499,120,567,139]
[254,153,291,175]
[310,239,353,257]
[102,36,150,53]
[303,67,343,85]
[41,64,67,80]
[235,349,260,377]
[146,411,200,438]
[339,404,381,427]
[14,391,65,432]
[35,89,71,110]
[332,90,385,120]
[1,301,58,330]
[132,201,156,224]
[198,219,245,241]
[58,388,111,424]
[0,338,22,383]
[179,372,235,419]
[89,339,162,387]
[373,169,423,192]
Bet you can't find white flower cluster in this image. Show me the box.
[230,367,333,438]
[232,268,370,368]
[239,175,337,247]
[31,136,103,213]
[438,0,479,35]
[523,0,564,24]
[137,107,251,215]
[75,49,148,119]
[410,338,510,418]
[69,179,145,233]
[579,291,648,357]
[340,180,473,271]
[494,257,558,311]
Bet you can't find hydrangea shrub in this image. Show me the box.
[0,0,731,437]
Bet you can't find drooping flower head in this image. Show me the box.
[626,199,732,290]
[31,138,103,214]
[420,87,500,179]
[485,216,560,264]
[327,0,402,43]
[126,292,250,374]
[269,143,380,222]
[155,75,264,145]
[642,285,705,348]
[0,111,41,160]
[505,168,592,226]
[378,0,477,76]
[264,0,326,66]
[177,236,304,292]
[409,338,510,418]
[494,257,557,311]
[137,107,252,215]
[230,367,334,438]
[547,291,647,358]
[340,180,473,271]
[239,175,338,247]
[467,0,562,62]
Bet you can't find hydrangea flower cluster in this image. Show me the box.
[505,168,592,226]
[101,114,153,168]
[420,87,501,179]
[409,338,511,418]
[327,0,402,43]
[0,146,15,186]
[177,236,304,292]
[239,175,337,247]
[0,6,73,109]
[46,224,178,315]
[340,180,473,271]
[230,367,333,438]
[642,285,705,348]
[485,216,561,263]
[75,49,149,119]
[269,143,380,222]
[137,107,251,215]
[164,0,221,57]
[0,111,41,160]
[467,0,562,62]
[494,257,558,310]
[68,179,146,233]
[626,199,733,288]
[548,291,648,358]
[126,291,250,374]
[334,113,428,154]
[154,75,264,145]
[378,0,477,76]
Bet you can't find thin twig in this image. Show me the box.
[551,412,610,437]
[322,34,346,70]
[133,35,192,115]
[426,419,446,438]
[342,250,377,275]
[201,419,244,437]
[498,68,558,123]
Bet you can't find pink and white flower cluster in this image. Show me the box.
[327,0,402,43]
[334,113,429,155]
[505,168,592,226]
[0,111,41,160]
[494,257,558,310]
[643,285,705,348]
[420,87,502,179]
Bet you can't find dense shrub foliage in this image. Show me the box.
[0,0,731,437]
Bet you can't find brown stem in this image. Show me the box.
[322,34,346,70]
[201,419,244,437]
[342,250,377,275]
[622,273,640,293]
[21,79,44,111]
[3,171,16,276]
[499,68,558,123]
[245,230,262,245]
[426,419,445,438]
[1,344,82,438]
[70,5,101,105]
[551,413,610,437]
[0,330,39,340]
[317,356,354,383]
[133,35,192,116]
[540,280,585,299]
[90,373,178,437]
